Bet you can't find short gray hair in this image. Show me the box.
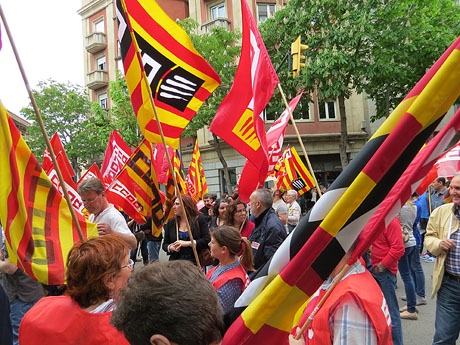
[253,188,273,209]
[77,177,105,195]
[286,190,298,198]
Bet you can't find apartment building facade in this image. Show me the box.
[78,0,383,196]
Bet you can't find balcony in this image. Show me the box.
[85,32,106,54]
[200,18,231,34]
[87,70,108,90]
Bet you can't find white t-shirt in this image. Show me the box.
[89,204,133,236]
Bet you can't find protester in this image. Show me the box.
[0,284,12,345]
[141,215,162,263]
[225,199,255,238]
[162,194,210,264]
[289,244,392,345]
[425,173,460,344]
[199,193,214,219]
[209,198,231,229]
[19,235,131,344]
[0,246,43,345]
[397,198,422,320]
[207,226,253,314]
[419,177,448,261]
[248,189,287,276]
[285,190,301,233]
[111,261,225,345]
[272,189,289,227]
[371,217,405,345]
[77,177,136,249]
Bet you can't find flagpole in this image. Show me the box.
[120,0,201,268]
[295,263,351,339]
[0,4,85,242]
[277,84,322,197]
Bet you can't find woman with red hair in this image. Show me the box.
[19,235,131,344]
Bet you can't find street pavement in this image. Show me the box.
[397,258,438,345]
[141,244,445,344]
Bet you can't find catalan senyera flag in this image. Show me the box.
[107,139,164,236]
[239,94,302,201]
[186,140,208,202]
[163,150,187,221]
[0,102,98,285]
[223,35,460,345]
[116,0,221,149]
[275,146,314,196]
[210,0,279,203]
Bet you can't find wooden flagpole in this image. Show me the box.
[0,4,85,242]
[295,263,351,339]
[276,84,322,197]
[120,0,201,268]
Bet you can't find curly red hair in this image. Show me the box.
[65,235,129,308]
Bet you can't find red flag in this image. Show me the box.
[42,133,86,217]
[210,0,279,202]
[416,140,460,195]
[152,143,174,184]
[77,163,104,185]
[101,130,132,186]
[42,133,75,179]
[239,94,302,200]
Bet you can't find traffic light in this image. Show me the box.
[291,35,308,78]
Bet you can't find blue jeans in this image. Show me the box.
[10,299,38,345]
[433,276,460,344]
[373,269,403,345]
[409,245,426,298]
[147,241,161,262]
[398,246,417,313]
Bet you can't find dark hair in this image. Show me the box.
[225,200,247,228]
[436,177,446,185]
[77,177,105,195]
[65,235,129,308]
[203,193,212,200]
[172,194,201,223]
[211,226,254,272]
[212,198,232,219]
[111,261,225,345]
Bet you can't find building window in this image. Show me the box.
[117,58,125,76]
[265,102,312,122]
[96,56,106,71]
[318,100,337,120]
[210,2,226,20]
[219,168,237,195]
[257,3,276,23]
[98,93,108,109]
[94,18,105,33]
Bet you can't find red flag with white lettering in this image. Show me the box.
[101,130,132,187]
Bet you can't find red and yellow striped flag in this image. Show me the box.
[0,102,98,285]
[163,150,187,221]
[186,141,208,202]
[116,0,221,148]
[107,139,164,236]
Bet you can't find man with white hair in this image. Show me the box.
[249,189,287,275]
[285,190,301,234]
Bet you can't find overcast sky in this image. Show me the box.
[0,0,84,117]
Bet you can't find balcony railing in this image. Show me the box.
[87,70,108,90]
[200,18,231,34]
[85,32,106,54]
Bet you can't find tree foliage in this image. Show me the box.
[260,0,460,121]
[22,80,99,169]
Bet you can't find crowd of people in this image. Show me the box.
[3,175,460,344]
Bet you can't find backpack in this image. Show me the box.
[401,224,411,243]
